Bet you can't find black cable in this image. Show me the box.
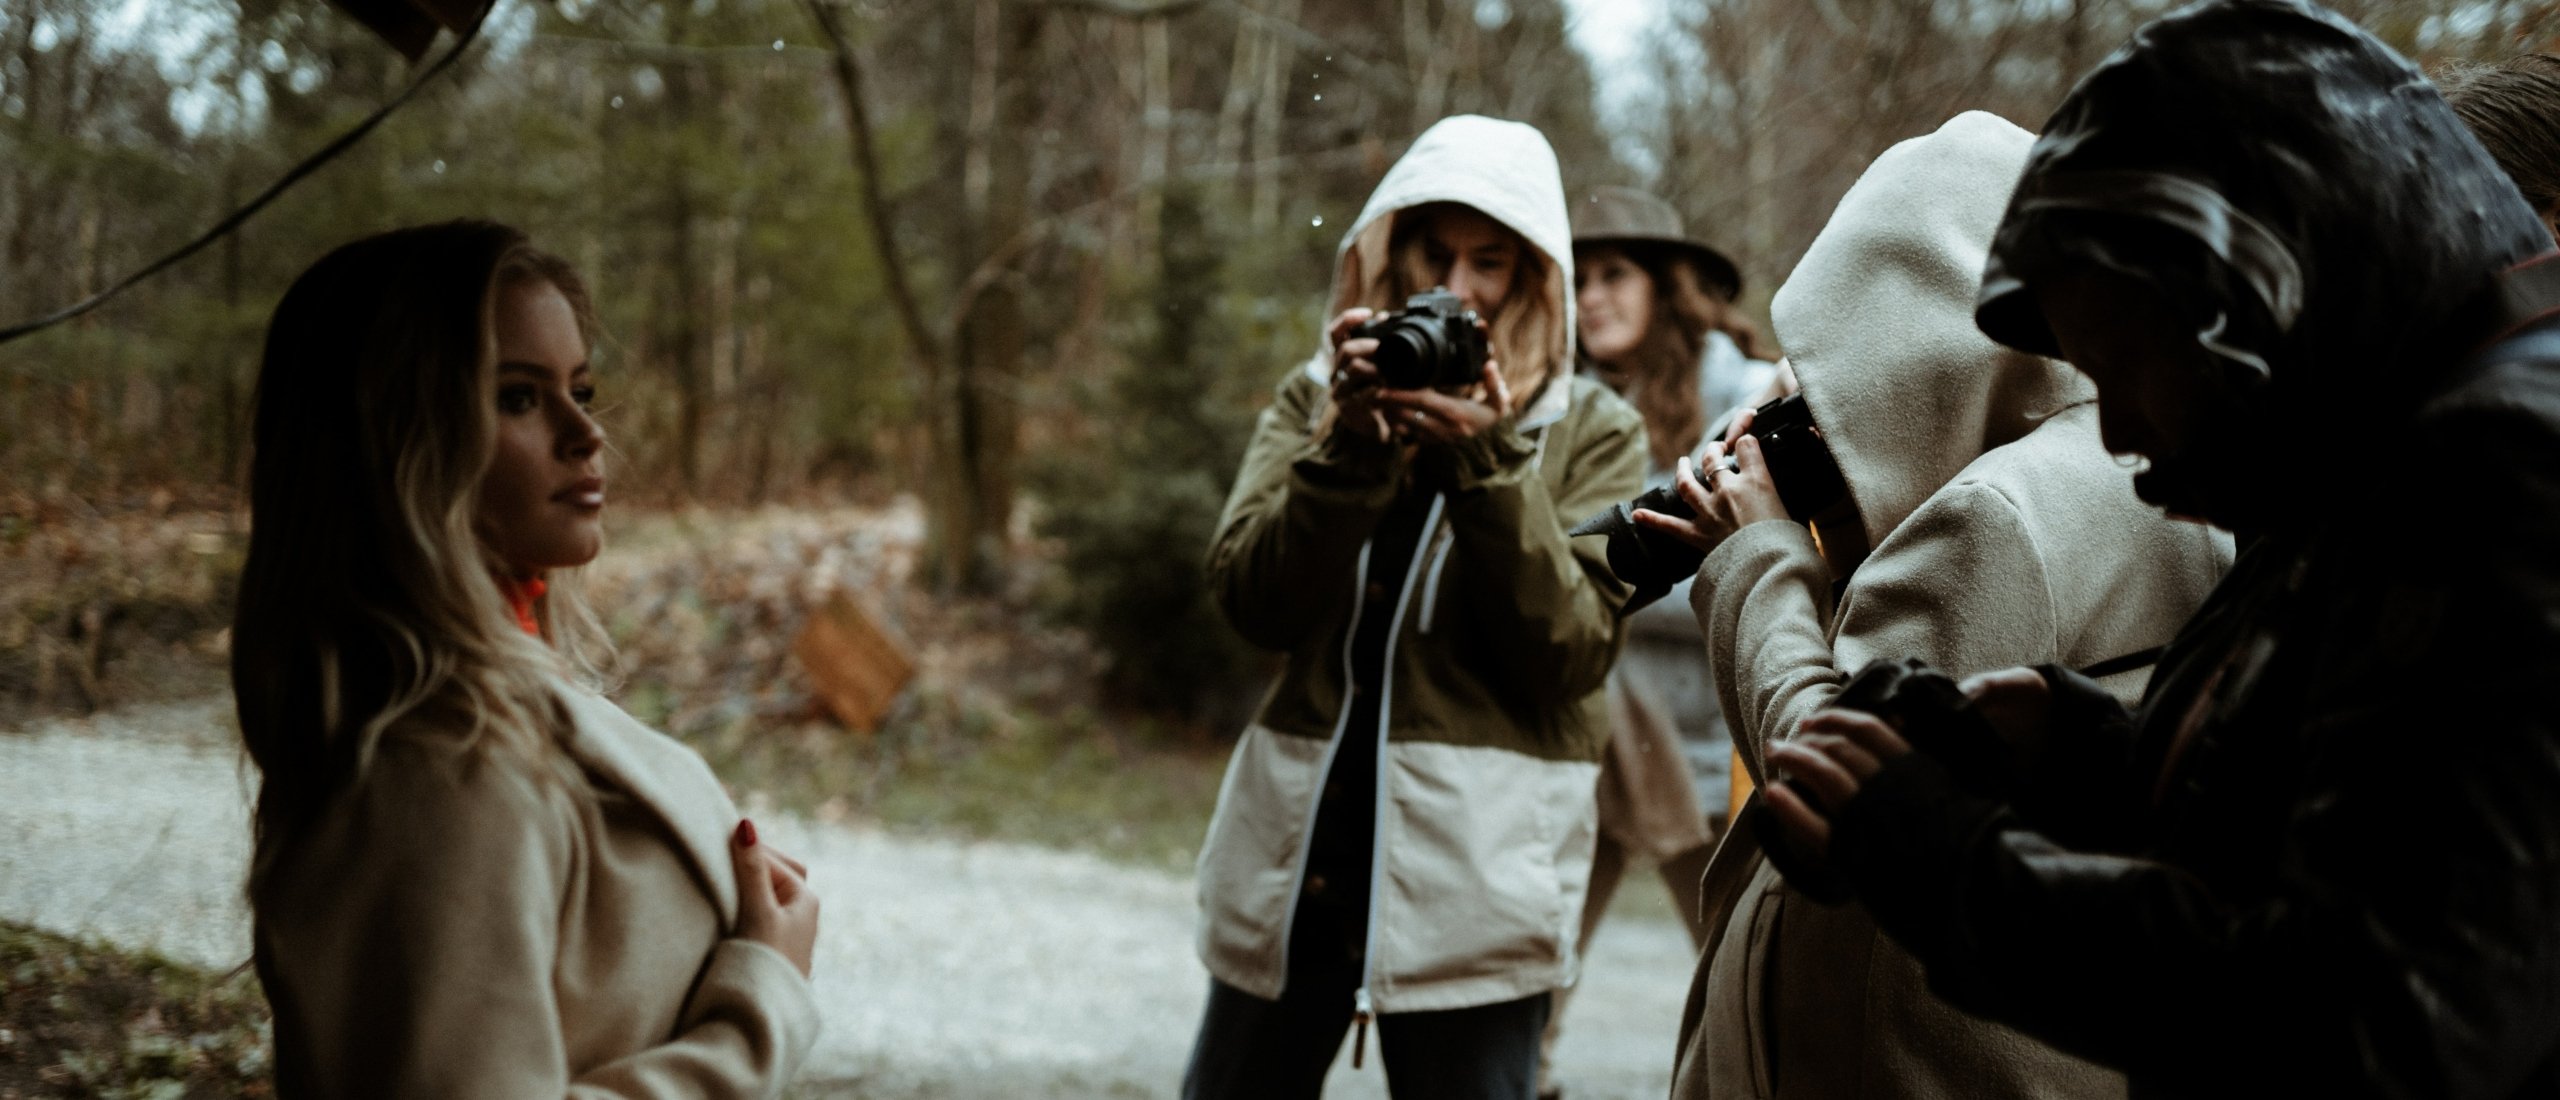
[0,1,495,347]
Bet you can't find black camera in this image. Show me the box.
[1568,393,1850,612]
[1751,657,2022,905]
[1822,658,2020,797]
[1351,288,1489,390]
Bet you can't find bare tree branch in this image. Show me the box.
[937,141,1377,334]
[800,0,944,372]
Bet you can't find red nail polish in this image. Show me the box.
[735,819,758,848]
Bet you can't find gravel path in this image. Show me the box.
[0,699,1692,1098]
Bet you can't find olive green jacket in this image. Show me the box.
[1194,359,1647,1012]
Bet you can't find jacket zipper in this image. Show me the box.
[1270,541,1375,994]
[1416,525,1454,635]
[1352,986,1376,1068]
[1352,492,1447,1067]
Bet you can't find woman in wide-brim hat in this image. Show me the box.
[1574,185,1777,456]
[1536,185,1779,1098]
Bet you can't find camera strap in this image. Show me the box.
[2076,646,2165,680]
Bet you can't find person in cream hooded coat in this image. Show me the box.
[1653,113,2232,1098]
[1186,115,1647,1098]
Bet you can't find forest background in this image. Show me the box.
[3,0,2553,820]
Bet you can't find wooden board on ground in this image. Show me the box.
[793,589,916,736]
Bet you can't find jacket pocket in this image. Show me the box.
[1194,725,1329,1001]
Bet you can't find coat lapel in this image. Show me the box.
[549,679,744,928]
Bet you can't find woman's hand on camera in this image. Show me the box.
[1633,408,1790,554]
[1374,358,1512,445]
[732,819,820,978]
[1764,709,1912,857]
[1327,308,1394,443]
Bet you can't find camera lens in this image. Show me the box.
[1373,323,1443,389]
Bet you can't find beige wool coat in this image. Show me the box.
[1667,113,2232,1100]
[252,677,821,1098]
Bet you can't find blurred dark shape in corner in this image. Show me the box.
[326,0,494,61]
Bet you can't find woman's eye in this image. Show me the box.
[571,385,596,408]
[497,386,538,414]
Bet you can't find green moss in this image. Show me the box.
[0,922,273,1098]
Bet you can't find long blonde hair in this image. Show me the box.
[233,221,612,891]
[1363,202,1564,402]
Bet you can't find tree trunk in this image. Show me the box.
[1405,0,1451,130]
[1134,16,1172,265]
[1249,0,1298,233]
[2060,0,2089,103]
[953,0,1046,589]
[927,3,988,592]
[662,6,704,493]
[220,160,245,482]
[803,0,977,589]
[1212,5,1260,187]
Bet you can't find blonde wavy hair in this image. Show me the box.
[233,220,613,892]
[1352,202,1565,402]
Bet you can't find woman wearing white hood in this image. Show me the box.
[1637,113,2231,1097]
[1186,116,1647,1098]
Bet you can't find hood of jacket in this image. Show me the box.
[1773,111,2093,548]
[1973,0,2552,527]
[1306,114,1578,428]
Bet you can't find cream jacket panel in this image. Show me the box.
[1194,725,1600,1012]
[254,684,821,1099]
[1368,741,1600,1012]
[1195,725,1329,1002]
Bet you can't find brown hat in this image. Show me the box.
[1572,186,1744,302]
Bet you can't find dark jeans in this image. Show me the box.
[1180,974,1551,1099]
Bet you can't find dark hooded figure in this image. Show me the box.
[1750,2,2560,1096]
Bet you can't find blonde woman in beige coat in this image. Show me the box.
[1631,114,2231,1098]
[233,221,822,1098]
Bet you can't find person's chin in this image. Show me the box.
[536,526,604,571]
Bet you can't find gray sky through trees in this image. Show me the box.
[1559,0,1675,173]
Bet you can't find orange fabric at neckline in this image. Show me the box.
[500,575,546,638]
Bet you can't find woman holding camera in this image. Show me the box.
[1533,187,1773,1097]
[1185,115,1647,1100]
[235,221,821,1097]
[1634,114,2230,1099]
